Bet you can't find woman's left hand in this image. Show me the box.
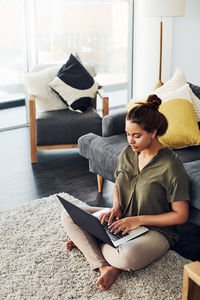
[109,216,141,235]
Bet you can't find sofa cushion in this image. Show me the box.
[24,65,68,112]
[157,83,191,102]
[49,54,99,112]
[189,82,200,99]
[158,98,200,148]
[36,107,102,146]
[155,68,200,122]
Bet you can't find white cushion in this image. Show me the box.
[156,84,192,103]
[155,68,200,122]
[24,65,67,112]
[155,68,186,93]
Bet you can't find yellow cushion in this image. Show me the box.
[126,98,200,148]
[159,98,200,148]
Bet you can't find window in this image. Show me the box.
[0,0,132,127]
[34,0,130,107]
[0,0,26,104]
[35,0,129,88]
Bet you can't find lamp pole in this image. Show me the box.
[155,20,164,90]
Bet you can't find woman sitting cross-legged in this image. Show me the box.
[61,94,190,291]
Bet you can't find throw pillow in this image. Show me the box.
[155,67,186,93]
[49,54,99,112]
[24,65,68,112]
[156,84,191,103]
[189,82,200,99]
[158,98,200,148]
[155,68,200,122]
[24,55,97,113]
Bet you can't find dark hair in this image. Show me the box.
[126,94,168,136]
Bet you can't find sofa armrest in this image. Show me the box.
[102,108,127,137]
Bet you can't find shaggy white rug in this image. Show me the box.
[0,192,191,300]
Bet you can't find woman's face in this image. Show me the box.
[125,120,155,152]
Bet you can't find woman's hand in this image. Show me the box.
[109,216,141,235]
[99,182,122,225]
[98,206,122,226]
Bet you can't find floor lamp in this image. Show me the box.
[140,0,185,89]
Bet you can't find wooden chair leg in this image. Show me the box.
[29,97,37,163]
[97,175,104,193]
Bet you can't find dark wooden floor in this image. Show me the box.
[0,126,114,210]
[0,126,200,261]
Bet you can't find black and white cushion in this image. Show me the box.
[49,54,99,112]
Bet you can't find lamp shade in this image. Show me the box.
[140,0,185,17]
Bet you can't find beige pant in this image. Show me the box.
[61,205,170,271]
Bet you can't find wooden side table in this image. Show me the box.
[182,261,200,300]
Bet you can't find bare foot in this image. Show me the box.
[96,265,121,291]
[66,240,76,251]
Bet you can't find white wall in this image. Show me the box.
[171,0,200,85]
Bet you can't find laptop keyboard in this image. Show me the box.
[102,220,128,241]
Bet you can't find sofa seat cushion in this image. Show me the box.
[36,106,102,146]
[78,133,128,182]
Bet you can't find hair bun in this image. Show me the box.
[146,94,162,110]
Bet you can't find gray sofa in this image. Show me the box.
[78,82,200,260]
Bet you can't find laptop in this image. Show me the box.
[57,195,149,248]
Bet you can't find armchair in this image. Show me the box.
[25,56,109,163]
[29,91,109,163]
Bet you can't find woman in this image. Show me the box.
[61,94,190,291]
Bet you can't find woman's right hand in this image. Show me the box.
[98,206,122,226]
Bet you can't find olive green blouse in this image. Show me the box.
[114,146,190,247]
